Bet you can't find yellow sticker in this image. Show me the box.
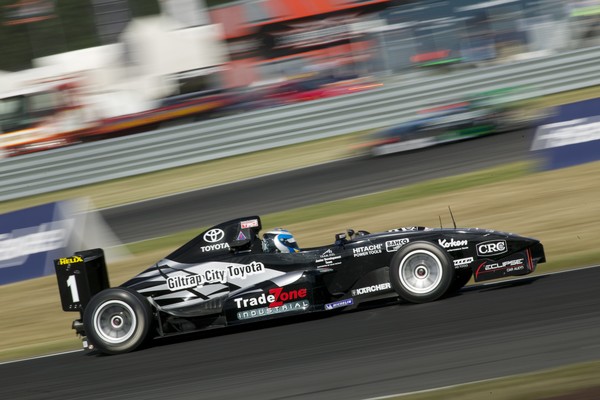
[58,256,83,265]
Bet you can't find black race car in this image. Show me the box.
[55,216,545,355]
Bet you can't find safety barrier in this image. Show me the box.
[2,46,600,201]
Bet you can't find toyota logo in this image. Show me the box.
[203,229,225,243]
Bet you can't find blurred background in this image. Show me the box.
[1,0,599,156]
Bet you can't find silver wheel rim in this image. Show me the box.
[93,300,137,344]
[399,249,443,294]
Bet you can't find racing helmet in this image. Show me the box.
[262,229,300,253]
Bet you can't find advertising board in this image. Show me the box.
[0,200,124,285]
[531,98,600,170]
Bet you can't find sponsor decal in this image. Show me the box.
[438,238,468,251]
[453,257,474,268]
[203,229,225,243]
[234,287,308,309]
[320,249,334,257]
[227,261,265,280]
[236,231,247,241]
[476,240,507,257]
[240,219,259,229]
[478,258,525,274]
[57,255,83,265]
[200,242,230,252]
[353,244,383,257]
[351,282,391,296]
[401,227,418,231]
[268,287,307,308]
[167,261,265,291]
[316,249,341,267]
[325,298,354,310]
[385,238,410,252]
[167,269,226,291]
[237,300,310,320]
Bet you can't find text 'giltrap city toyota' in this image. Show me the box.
[55,216,545,355]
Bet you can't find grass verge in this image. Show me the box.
[128,161,531,255]
[387,361,600,400]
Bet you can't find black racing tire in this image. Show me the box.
[83,287,153,355]
[446,269,473,296]
[389,242,454,303]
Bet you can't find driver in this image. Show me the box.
[262,228,300,253]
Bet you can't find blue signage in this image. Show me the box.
[531,98,600,170]
[0,202,76,285]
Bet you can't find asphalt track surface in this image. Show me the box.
[3,266,600,400]
[101,128,535,243]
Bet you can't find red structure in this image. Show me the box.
[209,0,390,87]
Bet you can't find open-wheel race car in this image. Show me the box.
[55,216,545,355]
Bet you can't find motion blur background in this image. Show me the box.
[1,0,600,159]
[2,0,600,77]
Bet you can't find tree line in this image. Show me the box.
[0,0,160,71]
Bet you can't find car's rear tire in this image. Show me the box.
[83,287,153,355]
[389,242,454,303]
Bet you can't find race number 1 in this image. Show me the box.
[66,275,80,303]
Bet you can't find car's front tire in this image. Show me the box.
[389,242,454,303]
[83,287,153,355]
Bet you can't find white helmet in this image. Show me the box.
[262,229,300,253]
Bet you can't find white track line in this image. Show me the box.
[365,373,519,399]
[0,349,83,366]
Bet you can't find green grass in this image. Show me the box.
[262,162,531,229]
[127,162,532,255]
[390,361,600,400]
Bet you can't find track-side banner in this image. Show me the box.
[531,98,600,170]
[0,200,124,285]
[0,202,76,285]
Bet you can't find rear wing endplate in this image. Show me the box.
[54,249,110,312]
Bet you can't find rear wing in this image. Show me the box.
[54,249,110,313]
